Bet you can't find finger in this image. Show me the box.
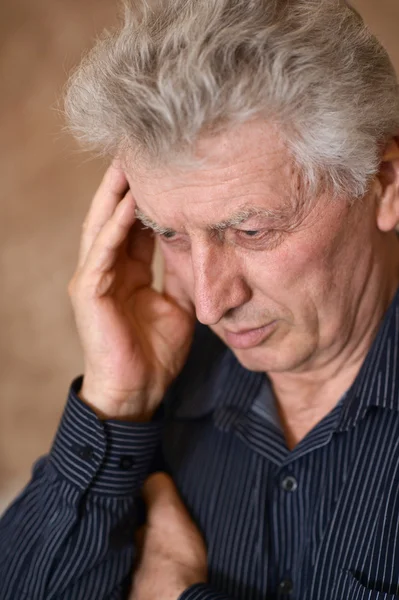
[78,163,129,269]
[142,473,197,533]
[83,189,137,277]
[142,472,180,512]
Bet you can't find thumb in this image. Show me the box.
[142,472,181,515]
[141,472,208,573]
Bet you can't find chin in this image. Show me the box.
[231,346,281,373]
[231,341,309,374]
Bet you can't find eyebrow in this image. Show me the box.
[209,207,288,231]
[134,205,290,235]
[135,208,175,235]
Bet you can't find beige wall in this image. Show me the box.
[1,0,398,512]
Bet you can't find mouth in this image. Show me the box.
[223,322,277,350]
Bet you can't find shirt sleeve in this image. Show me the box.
[0,375,163,600]
[179,584,235,600]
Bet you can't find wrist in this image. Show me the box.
[78,382,158,422]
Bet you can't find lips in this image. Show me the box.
[223,322,277,350]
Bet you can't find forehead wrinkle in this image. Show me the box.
[130,147,290,198]
[163,160,286,195]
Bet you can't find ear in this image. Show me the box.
[375,137,399,232]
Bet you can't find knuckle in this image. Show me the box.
[69,270,105,300]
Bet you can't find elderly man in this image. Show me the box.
[2,0,399,598]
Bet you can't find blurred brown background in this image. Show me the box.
[0,0,398,513]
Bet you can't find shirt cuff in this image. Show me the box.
[50,375,163,496]
[178,584,233,600]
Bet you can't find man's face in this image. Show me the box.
[125,120,380,374]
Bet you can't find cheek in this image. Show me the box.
[246,238,328,290]
[161,245,195,294]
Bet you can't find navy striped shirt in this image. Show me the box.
[2,286,399,599]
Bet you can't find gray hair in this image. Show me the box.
[64,0,399,198]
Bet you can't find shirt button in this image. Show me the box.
[119,455,136,470]
[72,444,94,461]
[278,578,294,595]
[281,475,298,492]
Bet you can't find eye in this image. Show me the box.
[233,228,283,249]
[160,231,177,239]
[158,230,191,252]
[241,230,261,237]
[236,229,266,240]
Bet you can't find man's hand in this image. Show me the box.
[68,163,195,421]
[131,473,208,600]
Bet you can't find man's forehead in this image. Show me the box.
[124,119,291,187]
[124,119,302,230]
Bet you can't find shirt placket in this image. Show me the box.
[231,399,343,600]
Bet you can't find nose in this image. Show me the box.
[191,240,251,325]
